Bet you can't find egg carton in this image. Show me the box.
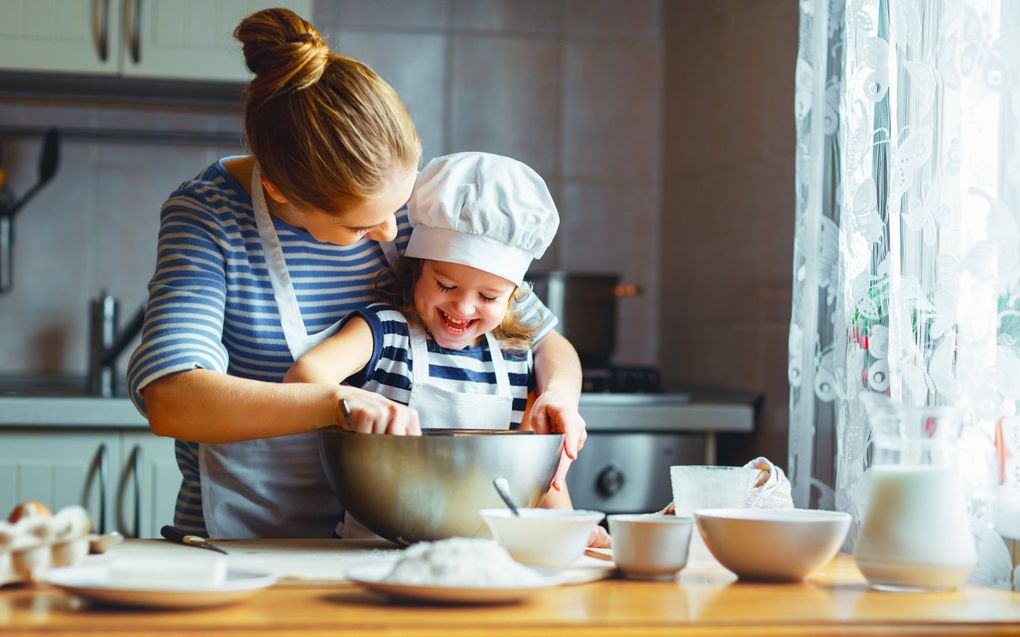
[0,505,93,586]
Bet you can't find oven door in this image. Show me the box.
[565,432,705,514]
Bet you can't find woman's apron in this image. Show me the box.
[341,322,515,538]
[199,164,400,538]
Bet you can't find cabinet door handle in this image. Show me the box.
[91,0,110,62]
[80,443,108,535]
[125,0,142,64]
[117,445,142,538]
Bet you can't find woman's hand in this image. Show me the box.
[588,525,612,548]
[337,387,421,435]
[528,391,587,491]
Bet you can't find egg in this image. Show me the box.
[7,501,52,524]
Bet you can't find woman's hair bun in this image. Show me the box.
[234,7,328,101]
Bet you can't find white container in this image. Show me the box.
[695,508,850,582]
[607,514,693,580]
[855,466,976,590]
[480,508,604,570]
[670,465,757,567]
[854,396,976,592]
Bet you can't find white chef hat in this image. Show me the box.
[405,152,559,286]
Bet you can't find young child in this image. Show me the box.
[285,152,609,545]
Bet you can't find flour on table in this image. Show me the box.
[383,538,547,587]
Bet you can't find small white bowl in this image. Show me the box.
[608,514,693,580]
[694,508,850,582]
[480,508,605,569]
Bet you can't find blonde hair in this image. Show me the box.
[378,259,538,349]
[234,8,421,212]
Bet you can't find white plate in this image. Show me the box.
[45,564,277,609]
[345,562,559,605]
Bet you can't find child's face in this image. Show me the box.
[414,260,516,349]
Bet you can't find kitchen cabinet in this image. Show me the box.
[115,431,180,539]
[0,0,312,82]
[0,428,177,538]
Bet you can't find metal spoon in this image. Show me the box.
[492,477,520,516]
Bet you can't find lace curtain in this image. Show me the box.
[790,0,1020,588]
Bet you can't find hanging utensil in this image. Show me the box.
[0,128,60,293]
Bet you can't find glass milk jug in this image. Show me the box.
[854,395,977,591]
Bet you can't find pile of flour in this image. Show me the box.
[383,538,547,587]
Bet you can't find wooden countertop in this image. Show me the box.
[2,542,1020,636]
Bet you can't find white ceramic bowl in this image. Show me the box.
[694,508,851,582]
[480,508,605,569]
[607,514,693,580]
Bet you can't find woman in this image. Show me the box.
[126,8,585,539]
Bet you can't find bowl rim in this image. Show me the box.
[479,508,605,522]
[694,507,852,523]
[318,426,564,438]
[607,513,693,525]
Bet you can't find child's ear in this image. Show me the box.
[261,178,290,204]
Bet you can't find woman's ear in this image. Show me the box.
[261,178,290,204]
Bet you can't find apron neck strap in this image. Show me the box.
[250,162,309,359]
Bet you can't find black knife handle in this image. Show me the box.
[161,524,193,544]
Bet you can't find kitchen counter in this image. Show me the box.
[2,541,1019,636]
[0,393,754,434]
[0,397,148,429]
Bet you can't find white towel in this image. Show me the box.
[743,457,794,509]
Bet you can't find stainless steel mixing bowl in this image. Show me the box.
[318,427,563,544]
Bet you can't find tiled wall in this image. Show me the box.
[660,0,797,465]
[0,100,242,380]
[0,0,663,380]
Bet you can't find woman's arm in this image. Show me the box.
[145,369,342,442]
[144,368,420,441]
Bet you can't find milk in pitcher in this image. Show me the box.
[855,465,976,591]
[854,395,977,592]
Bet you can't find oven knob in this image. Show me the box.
[596,465,625,497]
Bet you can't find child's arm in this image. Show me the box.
[284,316,374,385]
[528,331,587,463]
[520,392,574,508]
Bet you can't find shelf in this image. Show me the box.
[0,125,243,147]
[0,71,246,106]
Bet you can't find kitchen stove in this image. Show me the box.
[581,364,662,393]
[566,387,759,516]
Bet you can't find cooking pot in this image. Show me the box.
[526,271,640,366]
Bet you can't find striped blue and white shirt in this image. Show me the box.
[347,303,533,427]
[126,157,555,536]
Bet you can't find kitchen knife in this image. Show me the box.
[160,524,228,555]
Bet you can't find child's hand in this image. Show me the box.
[527,392,587,491]
[338,388,421,435]
[588,525,611,548]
